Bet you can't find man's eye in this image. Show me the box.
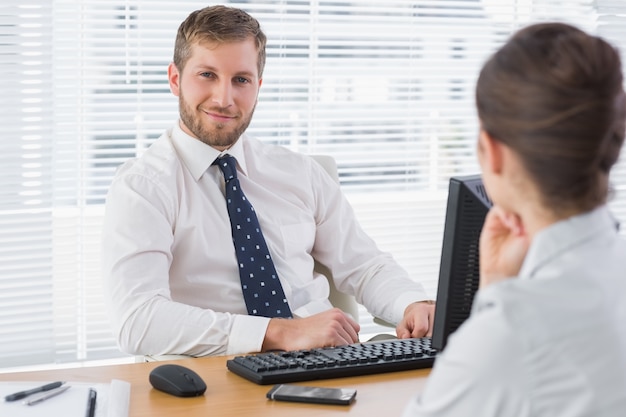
[200,72,214,78]
[236,77,249,84]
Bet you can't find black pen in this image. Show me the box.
[85,388,97,417]
[4,381,66,402]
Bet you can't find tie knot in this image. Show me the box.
[215,155,238,182]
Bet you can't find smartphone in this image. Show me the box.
[266,384,357,406]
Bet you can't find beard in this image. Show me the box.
[178,91,256,149]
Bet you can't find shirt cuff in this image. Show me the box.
[391,290,432,324]
[227,315,271,355]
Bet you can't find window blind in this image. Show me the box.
[1,2,57,368]
[1,0,625,369]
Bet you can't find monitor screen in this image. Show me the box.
[431,174,492,351]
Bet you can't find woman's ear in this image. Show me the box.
[478,128,504,175]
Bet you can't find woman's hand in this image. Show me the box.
[479,206,530,288]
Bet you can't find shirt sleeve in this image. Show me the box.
[309,162,430,325]
[102,166,269,357]
[401,288,530,417]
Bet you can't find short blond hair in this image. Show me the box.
[173,5,266,77]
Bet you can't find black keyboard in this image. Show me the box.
[226,337,437,384]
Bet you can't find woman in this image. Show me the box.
[403,22,626,416]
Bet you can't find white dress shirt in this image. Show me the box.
[402,205,626,417]
[102,121,429,356]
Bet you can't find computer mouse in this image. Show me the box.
[149,364,207,397]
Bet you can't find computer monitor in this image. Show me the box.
[431,174,492,351]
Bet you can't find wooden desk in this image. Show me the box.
[0,356,430,416]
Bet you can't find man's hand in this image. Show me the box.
[396,300,435,338]
[479,206,530,288]
[262,308,360,352]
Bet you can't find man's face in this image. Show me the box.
[168,38,262,150]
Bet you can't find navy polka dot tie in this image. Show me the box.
[214,155,292,318]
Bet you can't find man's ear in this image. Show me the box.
[479,128,504,175]
[168,62,181,97]
[256,78,263,102]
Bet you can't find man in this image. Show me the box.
[102,5,434,357]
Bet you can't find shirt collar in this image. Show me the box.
[170,120,249,180]
[216,136,248,177]
[518,205,619,280]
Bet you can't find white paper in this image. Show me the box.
[0,379,130,417]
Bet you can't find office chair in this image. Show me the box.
[309,154,360,322]
[312,155,393,330]
[139,155,361,362]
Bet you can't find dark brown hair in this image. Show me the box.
[476,22,626,215]
[173,5,267,77]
